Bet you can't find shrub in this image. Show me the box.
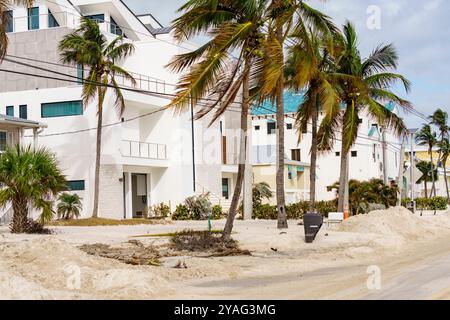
[211,205,224,220]
[185,193,212,220]
[431,197,448,210]
[151,203,171,218]
[253,204,277,220]
[57,193,82,220]
[171,204,191,220]
[315,200,338,217]
[286,202,309,219]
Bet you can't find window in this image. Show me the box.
[41,101,83,118]
[0,132,7,152]
[255,125,260,131]
[28,7,39,30]
[5,11,13,33]
[336,152,340,157]
[358,118,363,124]
[67,180,85,191]
[222,178,229,200]
[19,105,27,119]
[291,149,301,162]
[77,64,84,85]
[48,10,59,28]
[267,121,276,134]
[6,106,14,117]
[85,14,105,23]
[351,151,358,157]
[110,17,123,36]
[302,125,307,134]
[287,123,293,130]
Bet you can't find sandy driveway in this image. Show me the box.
[1,207,450,300]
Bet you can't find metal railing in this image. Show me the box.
[120,140,167,160]
[6,11,79,33]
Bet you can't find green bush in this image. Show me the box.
[211,205,224,220]
[171,204,191,220]
[431,197,448,210]
[185,193,212,220]
[286,202,309,219]
[315,200,338,217]
[253,204,277,220]
[403,197,448,211]
[151,203,171,218]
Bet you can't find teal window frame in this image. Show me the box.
[28,7,39,30]
[48,9,59,28]
[41,101,83,118]
[77,64,84,85]
[5,11,13,33]
[221,178,229,200]
[6,106,14,117]
[67,180,85,191]
[19,105,27,119]
[85,14,105,23]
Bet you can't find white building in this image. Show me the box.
[0,0,239,220]
[251,92,403,203]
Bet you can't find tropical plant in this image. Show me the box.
[59,18,136,218]
[252,181,273,207]
[317,21,411,214]
[431,109,449,198]
[439,137,450,200]
[415,124,438,197]
[416,161,437,198]
[168,0,268,240]
[57,193,82,220]
[0,0,33,60]
[184,193,212,220]
[0,145,66,233]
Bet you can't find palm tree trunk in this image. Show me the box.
[424,180,428,198]
[309,94,318,211]
[430,148,436,197]
[10,198,29,234]
[223,60,251,240]
[338,142,349,213]
[92,91,105,218]
[275,25,287,229]
[444,160,449,200]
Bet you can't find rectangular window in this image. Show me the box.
[5,11,13,33]
[67,180,85,191]
[255,125,260,131]
[110,17,123,36]
[291,149,301,162]
[222,178,229,200]
[19,105,27,119]
[28,7,39,30]
[302,125,307,134]
[267,121,276,134]
[287,123,293,130]
[41,101,83,118]
[0,132,7,152]
[85,14,105,23]
[6,106,14,117]
[48,10,59,28]
[77,64,84,85]
[336,152,340,157]
[351,151,358,157]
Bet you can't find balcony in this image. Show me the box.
[6,11,79,33]
[120,140,167,160]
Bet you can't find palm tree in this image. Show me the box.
[252,181,273,206]
[0,0,33,60]
[430,108,449,196]
[317,22,411,214]
[0,145,66,233]
[59,18,136,218]
[57,193,82,220]
[438,138,450,200]
[416,161,436,198]
[260,0,336,228]
[415,124,438,197]
[285,25,339,211]
[168,0,269,240]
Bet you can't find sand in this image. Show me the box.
[1,207,450,299]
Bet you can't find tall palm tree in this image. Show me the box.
[438,138,450,200]
[416,124,438,197]
[285,25,339,211]
[430,108,449,196]
[416,161,436,199]
[0,0,33,60]
[261,0,336,227]
[167,0,268,240]
[317,22,411,214]
[59,18,136,218]
[0,145,66,233]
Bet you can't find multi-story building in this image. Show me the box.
[0,0,239,220]
[251,91,403,204]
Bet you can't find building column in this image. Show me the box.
[33,128,38,150]
[243,115,253,220]
[124,172,133,219]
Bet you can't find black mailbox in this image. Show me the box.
[303,213,323,243]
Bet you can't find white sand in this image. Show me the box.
[1,207,450,299]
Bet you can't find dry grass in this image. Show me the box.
[133,230,223,238]
[48,218,171,227]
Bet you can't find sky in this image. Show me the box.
[124,0,450,129]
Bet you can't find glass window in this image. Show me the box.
[67,180,85,191]
[19,105,27,119]
[255,125,260,131]
[41,101,83,118]
[286,123,293,130]
[77,64,84,85]
[291,149,301,162]
[5,11,13,33]
[6,106,14,117]
[0,132,7,152]
[110,17,123,36]
[351,151,358,157]
[28,7,39,30]
[48,10,59,28]
[267,121,276,135]
[222,178,229,200]
[85,14,105,23]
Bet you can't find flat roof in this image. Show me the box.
[0,115,47,129]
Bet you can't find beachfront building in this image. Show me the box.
[0,0,239,219]
[251,92,403,204]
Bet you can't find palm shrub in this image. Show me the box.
[0,145,66,233]
[57,193,82,220]
[415,124,438,197]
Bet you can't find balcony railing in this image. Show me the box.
[6,11,79,33]
[120,140,167,160]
